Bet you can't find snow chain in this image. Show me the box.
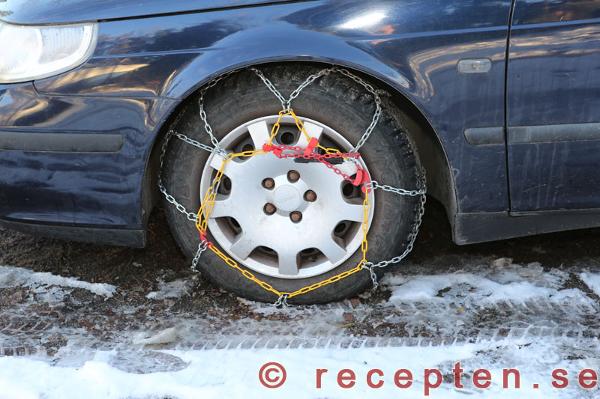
[158,67,427,306]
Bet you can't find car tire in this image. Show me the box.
[162,64,423,304]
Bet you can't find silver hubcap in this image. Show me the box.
[200,115,374,279]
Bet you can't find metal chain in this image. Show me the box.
[157,130,198,222]
[251,67,383,152]
[157,66,428,302]
[251,65,424,285]
[174,132,215,153]
[287,68,336,107]
[251,67,339,110]
[368,180,426,197]
[197,70,239,155]
[273,294,289,308]
[156,125,224,224]
[191,240,209,272]
[332,68,383,151]
[363,170,427,271]
[363,264,380,290]
[250,68,290,109]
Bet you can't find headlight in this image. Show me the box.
[0,21,97,84]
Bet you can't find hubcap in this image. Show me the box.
[272,181,303,212]
[199,115,375,279]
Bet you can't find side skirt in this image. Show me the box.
[454,209,600,245]
[0,218,146,248]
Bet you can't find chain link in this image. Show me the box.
[174,132,215,153]
[273,294,289,308]
[362,264,380,290]
[157,66,428,303]
[332,68,383,151]
[250,68,290,109]
[191,240,209,272]
[251,67,383,152]
[364,171,427,271]
[287,68,335,107]
[157,130,198,222]
[368,180,426,197]
[197,70,239,155]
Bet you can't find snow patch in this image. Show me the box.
[134,327,180,346]
[0,339,595,399]
[0,266,116,298]
[146,278,192,300]
[237,297,304,316]
[0,345,478,399]
[383,258,577,304]
[579,272,600,296]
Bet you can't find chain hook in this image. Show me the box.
[274,294,289,308]
[362,262,379,290]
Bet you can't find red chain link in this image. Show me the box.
[262,143,371,189]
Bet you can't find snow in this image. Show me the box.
[134,327,180,346]
[0,339,595,399]
[146,279,192,300]
[1,259,599,399]
[0,265,116,298]
[579,272,600,297]
[383,258,581,304]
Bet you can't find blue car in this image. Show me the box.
[1,0,599,303]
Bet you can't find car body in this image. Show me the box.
[1,0,600,248]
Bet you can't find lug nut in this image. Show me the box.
[262,177,275,189]
[264,203,277,215]
[290,211,302,223]
[304,190,317,202]
[287,170,300,183]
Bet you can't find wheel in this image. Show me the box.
[162,65,422,304]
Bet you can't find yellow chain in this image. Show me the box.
[195,109,372,300]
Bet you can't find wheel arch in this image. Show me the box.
[143,59,457,232]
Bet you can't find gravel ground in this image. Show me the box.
[1,199,600,365]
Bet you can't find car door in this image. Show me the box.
[507,0,600,212]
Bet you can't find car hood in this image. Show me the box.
[0,0,303,25]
